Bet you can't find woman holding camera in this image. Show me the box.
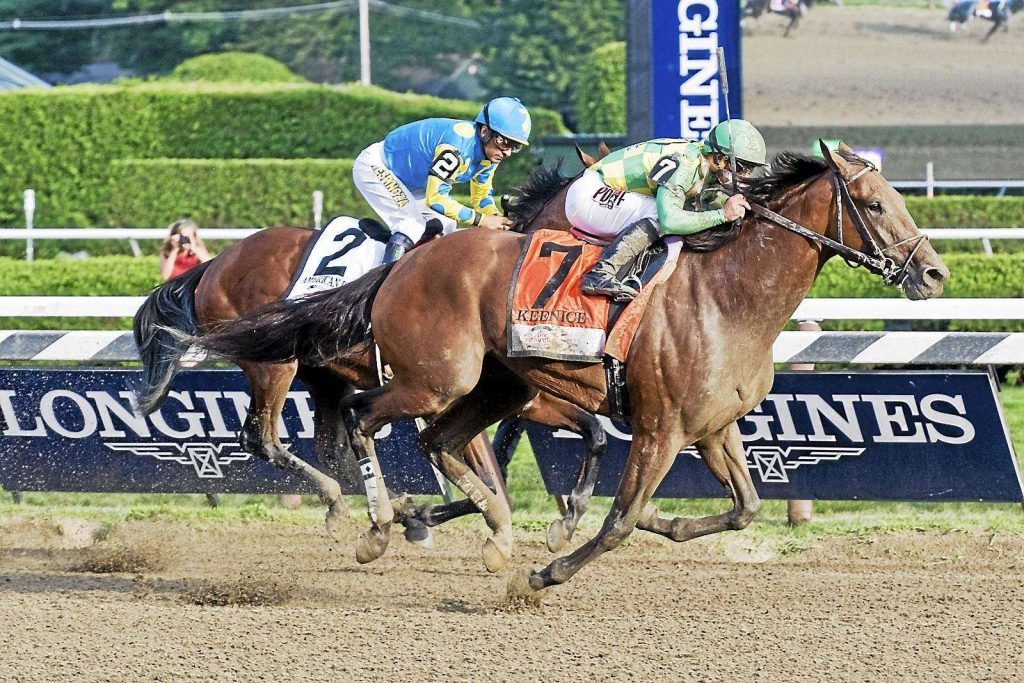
[160,218,212,281]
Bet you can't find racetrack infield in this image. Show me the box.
[2,515,1022,681]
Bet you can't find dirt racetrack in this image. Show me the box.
[3,6,1024,682]
[743,5,1024,126]
[2,514,1023,681]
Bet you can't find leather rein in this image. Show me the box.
[747,161,927,287]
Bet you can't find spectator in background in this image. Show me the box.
[160,218,212,280]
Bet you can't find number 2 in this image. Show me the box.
[429,149,461,181]
[531,242,583,308]
[313,228,367,278]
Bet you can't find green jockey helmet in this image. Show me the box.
[703,119,767,166]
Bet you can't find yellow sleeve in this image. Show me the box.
[470,164,500,216]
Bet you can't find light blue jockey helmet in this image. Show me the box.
[475,96,532,146]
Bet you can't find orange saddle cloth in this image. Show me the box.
[507,229,678,363]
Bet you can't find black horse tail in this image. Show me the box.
[133,261,212,415]
[190,263,396,367]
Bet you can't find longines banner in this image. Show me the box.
[628,0,743,141]
[0,368,442,495]
[0,369,1021,502]
[528,372,1024,503]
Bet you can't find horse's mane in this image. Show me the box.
[745,151,830,205]
[505,160,572,230]
[681,150,842,253]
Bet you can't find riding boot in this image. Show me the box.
[580,218,661,302]
[382,232,414,264]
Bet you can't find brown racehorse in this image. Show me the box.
[187,143,949,591]
[134,212,601,553]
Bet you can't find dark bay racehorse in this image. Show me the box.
[743,0,813,37]
[134,166,602,554]
[188,142,948,590]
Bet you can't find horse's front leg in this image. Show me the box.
[509,427,683,599]
[239,360,348,539]
[516,396,607,553]
[637,421,761,542]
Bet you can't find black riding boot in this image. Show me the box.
[382,232,414,264]
[580,218,661,302]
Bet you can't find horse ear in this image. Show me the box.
[837,141,855,155]
[576,144,597,168]
[597,140,612,159]
[818,138,852,176]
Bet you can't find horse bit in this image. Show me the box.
[747,160,927,287]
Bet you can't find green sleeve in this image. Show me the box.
[656,186,727,236]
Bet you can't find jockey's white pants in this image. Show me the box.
[564,169,659,243]
[352,141,457,243]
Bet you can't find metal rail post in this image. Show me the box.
[787,319,820,525]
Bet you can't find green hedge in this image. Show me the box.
[574,42,625,135]
[109,159,363,228]
[0,83,565,227]
[905,196,1024,228]
[169,52,306,83]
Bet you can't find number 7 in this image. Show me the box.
[531,242,583,308]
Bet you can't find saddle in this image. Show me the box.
[507,229,678,364]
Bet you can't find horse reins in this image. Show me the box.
[747,160,927,287]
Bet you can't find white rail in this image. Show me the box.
[0,228,258,240]
[2,297,1024,321]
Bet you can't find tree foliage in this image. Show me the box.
[573,41,625,134]
[0,1,625,123]
[479,0,624,120]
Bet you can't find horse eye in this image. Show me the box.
[867,201,883,214]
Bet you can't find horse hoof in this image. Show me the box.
[355,528,389,564]
[504,567,543,608]
[546,519,569,553]
[482,536,511,574]
[325,501,347,542]
[402,520,434,550]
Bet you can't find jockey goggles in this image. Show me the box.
[492,133,523,154]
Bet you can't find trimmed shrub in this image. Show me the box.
[169,52,306,83]
[109,159,363,228]
[574,42,625,135]
[0,83,565,226]
[905,196,1024,228]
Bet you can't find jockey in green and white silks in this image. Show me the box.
[352,97,531,263]
[565,119,768,301]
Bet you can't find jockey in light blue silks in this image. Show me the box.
[352,97,532,263]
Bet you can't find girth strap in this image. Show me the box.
[603,355,631,422]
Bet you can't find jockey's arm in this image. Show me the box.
[653,161,727,236]
[469,168,501,217]
[424,144,482,225]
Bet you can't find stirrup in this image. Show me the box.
[581,273,639,302]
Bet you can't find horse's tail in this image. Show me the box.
[189,263,396,367]
[133,261,212,415]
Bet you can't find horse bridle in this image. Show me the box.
[748,160,927,287]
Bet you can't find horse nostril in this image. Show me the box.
[924,266,948,285]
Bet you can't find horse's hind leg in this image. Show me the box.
[239,360,347,539]
[636,421,761,542]
[415,363,535,573]
[518,395,607,553]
